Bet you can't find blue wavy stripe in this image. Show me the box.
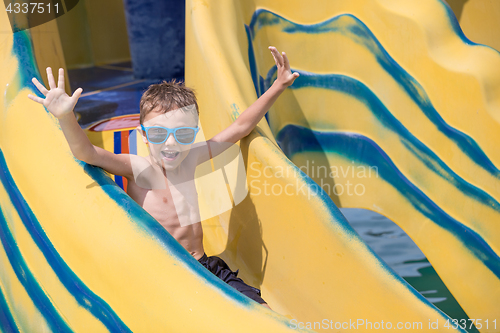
[0,208,72,332]
[245,24,261,97]
[0,150,133,333]
[281,72,500,215]
[277,125,500,279]
[249,4,482,49]
[248,10,500,178]
[0,285,19,333]
[436,0,482,47]
[12,31,41,94]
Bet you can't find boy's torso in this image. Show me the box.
[125,153,205,260]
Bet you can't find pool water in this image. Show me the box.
[340,208,479,333]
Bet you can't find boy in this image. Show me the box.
[28,46,299,309]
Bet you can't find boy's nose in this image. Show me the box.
[165,133,177,146]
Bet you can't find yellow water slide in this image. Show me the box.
[190,0,500,329]
[0,0,497,333]
[215,0,500,328]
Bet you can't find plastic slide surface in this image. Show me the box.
[240,0,500,328]
[0,0,496,333]
[186,0,499,331]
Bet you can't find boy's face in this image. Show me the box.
[141,105,199,172]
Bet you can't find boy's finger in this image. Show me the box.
[71,87,83,102]
[57,68,65,90]
[274,49,284,67]
[47,67,56,90]
[269,48,277,61]
[282,52,290,70]
[270,52,278,65]
[269,46,283,67]
[28,94,44,104]
[32,78,49,95]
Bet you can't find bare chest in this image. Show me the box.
[127,179,200,228]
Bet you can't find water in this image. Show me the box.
[340,208,478,333]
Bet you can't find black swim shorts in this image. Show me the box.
[198,253,266,304]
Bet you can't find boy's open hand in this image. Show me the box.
[268,46,300,88]
[28,67,83,119]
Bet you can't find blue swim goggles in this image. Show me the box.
[141,125,199,145]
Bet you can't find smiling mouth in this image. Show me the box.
[161,150,180,161]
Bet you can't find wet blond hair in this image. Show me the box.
[139,80,199,124]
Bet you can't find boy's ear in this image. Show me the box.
[137,126,148,145]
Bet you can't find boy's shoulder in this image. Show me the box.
[128,155,164,189]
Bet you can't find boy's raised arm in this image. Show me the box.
[28,67,134,179]
[209,46,299,145]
